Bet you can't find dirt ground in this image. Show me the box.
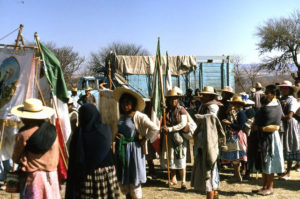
[1,164,299,199]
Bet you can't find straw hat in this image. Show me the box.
[71,87,77,92]
[200,86,218,95]
[165,88,182,98]
[277,80,298,91]
[113,87,145,111]
[227,95,246,105]
[11,98,55,119]
[174,86,183,96]
[218,86,234,94]
[250,88,256,93]
[85,86,92,91]
[255,82,263,89]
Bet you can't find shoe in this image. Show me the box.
[280,175,291,180]
[257,189,273,196]
[181,182,187,190]
[168,181,177,186]
[252,188,263,193]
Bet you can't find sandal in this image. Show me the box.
[181,182,187,190]
[257,189,273,196]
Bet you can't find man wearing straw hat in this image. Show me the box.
[161,88,191,190]
[11,98,60,199]
[69,87,79,110]
[191,86,226,199]
[78,87,97,106]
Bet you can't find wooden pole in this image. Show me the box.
[15,24,23,50]
[34,33,69,170]
[108,60,112,90]
[0,120,6,153]
[157,37,171,189]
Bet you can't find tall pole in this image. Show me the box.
[157,37,171,189]
[15,24,23,50]
[34,32,69,170]
[108,60,112,90]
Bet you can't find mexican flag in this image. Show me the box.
[150,39,163,153]
[165,51,172,91]
[38,42,71,180]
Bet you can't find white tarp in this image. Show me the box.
[115,55,197,75]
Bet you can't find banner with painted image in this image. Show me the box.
[0,48,36,161]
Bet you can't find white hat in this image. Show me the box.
[278,80,297,91]
[11,98,55,119]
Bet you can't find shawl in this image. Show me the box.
[65,104,113,199]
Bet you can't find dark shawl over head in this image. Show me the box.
[65,104,113,199]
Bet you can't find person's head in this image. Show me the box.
[11,98,54,126]
[78,103,101,131]
[119,93,137,114]
[186,88,193,96]
[195,88,201,96]
[265,84,277,101]
[200,86,218,102]
[71,88,77,96]
[202,94,216,102]
[85,87,92,96]
[278,81,295,97]
[260,95,269,107]
[166,88,181,108]
[222,91,234,100]
[229,95,245,110]
[255,82,263,91]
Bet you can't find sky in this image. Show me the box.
[0,0,299,65]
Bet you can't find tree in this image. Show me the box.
[232,55,246,92]
[88,41,150,74]
[242,64,264,88]
[46,42,85,87]
[257,10,300,82]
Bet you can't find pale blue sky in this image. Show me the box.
[0,0,299,64]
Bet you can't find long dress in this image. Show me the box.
[221,110,247,162]
[281,95,300,161]
[117,116,146,186]
[256,100,284,174]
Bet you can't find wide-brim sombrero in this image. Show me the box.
[113,87,145,111]
[11,98,55,119]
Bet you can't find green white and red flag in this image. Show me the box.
[150,39,163,153]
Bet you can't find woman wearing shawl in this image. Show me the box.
[278,80,300,180]
[252,85,284,196]
[65,104,120,199]
[11,98,60,199]
[221,95,247,182]
[114,88,160,199]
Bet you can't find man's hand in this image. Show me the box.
[222,119,231,125]
[161,126,169,134]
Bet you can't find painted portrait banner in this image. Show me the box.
[0,48,36,120]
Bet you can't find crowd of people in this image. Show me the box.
[5,79,300,199]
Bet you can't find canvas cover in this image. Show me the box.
[115,55,197,75]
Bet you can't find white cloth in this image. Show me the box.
[69,95,79,110]
[133,111,160,142]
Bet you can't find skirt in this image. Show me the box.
[80,165,120,199]
[221,131,247,162]
[24,170,60,199]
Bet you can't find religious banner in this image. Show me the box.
[0,48,36,162]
